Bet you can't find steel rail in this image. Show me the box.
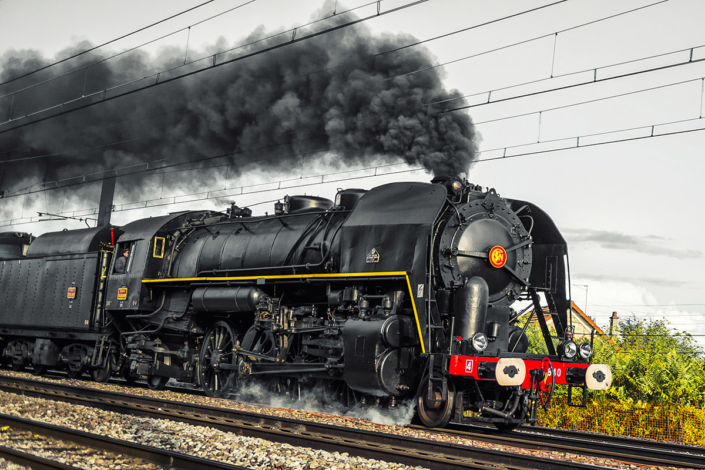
[0,444,78,470]
[0,375,610,470]
[411,423,705,469]
[518,424,705,457]
[0,412,248,470]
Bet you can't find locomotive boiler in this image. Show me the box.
[0,177,611,430]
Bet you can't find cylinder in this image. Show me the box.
[454,276,489,341]
[191,286,265,312]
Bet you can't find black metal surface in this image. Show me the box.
[0,412,248,470]
[26,225,114,257]
[338,182,447,352]
[106,211,211,311]
[0,253,100,330]
[179,211,346,277]
[428,422,705,469]
[343,315,420,396]
[0,376,614,470]
[340,182,446,274]
[506,198,570,330]
[454,277,489,343]
[0,232,32,260]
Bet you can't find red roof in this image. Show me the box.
[569,301,607,336]
[529,302,607,336]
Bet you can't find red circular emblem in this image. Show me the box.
[489,246,507,268]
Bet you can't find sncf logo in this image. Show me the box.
[489,246,507,268]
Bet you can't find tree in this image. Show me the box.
[593,317,705,405]
[521,315,705,404]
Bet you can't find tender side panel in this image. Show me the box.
[0,254,100,330]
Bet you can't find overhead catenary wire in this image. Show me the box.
[0,0,578,197]
[0,0,258,103]
[2,0,398,109]
[477,114,705,161]
[425,42,705,108]
[591,303,705,307]
[0,0,574,188]
[0,162,426,227]
[471,75,705,127]
[5,117,705,225]
[0,0,430,136]
[0,0,404,117]
[390,0,669,87]
[0,126,313,196]
[2,109,705,209]
[0,106,190,159]
[10,79,700,198]
[439,55,705,116]
[0,0,392,158]
[0,0,218,88]
[0,132,326,199]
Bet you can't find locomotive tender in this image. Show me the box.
[0,178,611,429]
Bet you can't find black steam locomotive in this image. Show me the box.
[0,178,611,429]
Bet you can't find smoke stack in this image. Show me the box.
[609,311,619,336]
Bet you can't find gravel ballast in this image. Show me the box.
[0,389,426,470]
[0,370,688,469]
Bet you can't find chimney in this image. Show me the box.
[609,311,619,336]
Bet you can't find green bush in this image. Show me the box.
[521,315,705,405]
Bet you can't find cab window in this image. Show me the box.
[113,242,134,274]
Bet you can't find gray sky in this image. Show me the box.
[1,0,704,341]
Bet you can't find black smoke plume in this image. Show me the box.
[0,2,478,216]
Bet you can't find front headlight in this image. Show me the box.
[471,332,488,352]
[579,342,593,360]
[560,340,578,359]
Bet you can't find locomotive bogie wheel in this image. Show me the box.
[10,359,24,371]
[31,364,47,376]
[199,321,238,398]
[147,375,169,391]
[416,376,455,428]
[91,348,117,383]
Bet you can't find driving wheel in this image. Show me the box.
[199,321,238,398]
[147,375,169,390]
[416,375,455,428]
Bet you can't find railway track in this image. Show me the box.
[0,412,248,470]
[415,422,705,469]
[0,375,620,470]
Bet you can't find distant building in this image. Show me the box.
[527,301,611,342]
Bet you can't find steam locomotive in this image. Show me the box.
[0,178,611,430]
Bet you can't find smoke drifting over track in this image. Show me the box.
[0,3,478,209]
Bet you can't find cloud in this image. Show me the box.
[573,272,695,289]
[562,228,703,259]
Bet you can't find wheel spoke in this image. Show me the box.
[199,321,237,398]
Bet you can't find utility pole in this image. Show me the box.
[97,176,116,227]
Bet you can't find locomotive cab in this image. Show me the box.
[0,232,34,259]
